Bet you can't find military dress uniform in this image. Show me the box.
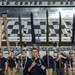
[67,57,75,75]
[0,57,7,75]
[7,56,18,75]
[43,55,54,75]
[55,57,66,75]
[23,57,46,75]
[18,55,29,75]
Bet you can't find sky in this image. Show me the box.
[0,7,75,18]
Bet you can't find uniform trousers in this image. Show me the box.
[19,66,23,75]
[68,68,75,75]
[0,69,5,75]
[8,67,16,75]
[46,68,52,75]
[56,68,64,75]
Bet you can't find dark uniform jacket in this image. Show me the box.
[0,57,7,75]
[8,56,18,68]
[43,55,54,70]
[55,57,66,69]
[23,57,46,75]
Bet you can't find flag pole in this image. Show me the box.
[46,10,49,47]
[30,12,37,75]
[31,12,36,46]
[72,14,75,52]
[18,14,23,50]
[59,12,61,48]
[46,10,51,75]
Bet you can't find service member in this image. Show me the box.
[0,51,7,75]
[18,49,29,75]
[43,50,54,75]
[23,48,46,75]
[55,51,66,75]
[7,50,18,75]
[67,51,75,75]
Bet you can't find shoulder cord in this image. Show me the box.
[9,56,16,61]
[31,58,42,66]
[13,56,16,64]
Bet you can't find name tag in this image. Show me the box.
[41,65,45,70]
[20,64,23,67]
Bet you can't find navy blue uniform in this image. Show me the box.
[0,57,7,75]
[23,57,46,75]
[43,55,54,70]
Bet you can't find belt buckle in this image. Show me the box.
[0,68,2,71]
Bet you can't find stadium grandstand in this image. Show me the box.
[0,0,75,75]
[0,7,74,50]
[0,0,74,58]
